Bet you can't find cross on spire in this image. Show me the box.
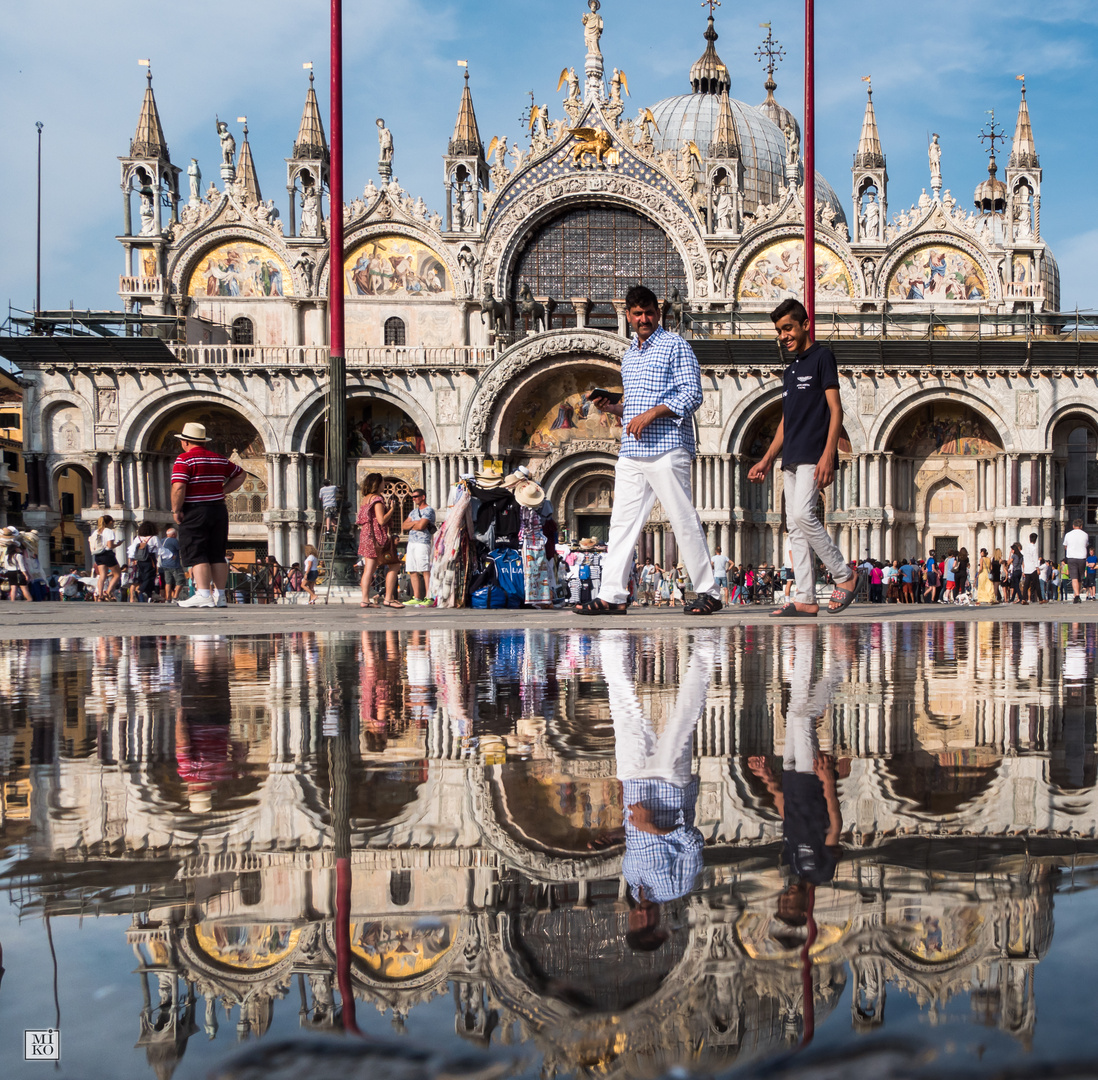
[979,109,1006,159]
[755,23,785,78]
[702,0,721,15]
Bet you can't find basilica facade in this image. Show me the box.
[6,4,1095,572]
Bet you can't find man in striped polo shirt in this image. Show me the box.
[170,422,246,608]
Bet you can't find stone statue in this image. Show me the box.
[187,159,202,204]
[300,184,320,236]
[582,0,603,58]
[715,184,735,231]
[928,133,942,192]
[564,67,580,103]
[453,183,467,231]
[918,187,930,209]
[1015,186,1032,235]
[376,118,393,181]
[293,248,315,296]
[783,121,799,166]
[862,191,880,239]
[363,178,378,201]
[216,119,236,167]
[138,187,157,236]
[461,184,477,230]
[710,248,727,293]
[610,68,627,105]
[457,247,477,297]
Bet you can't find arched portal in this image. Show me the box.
[146,404,269,558]
[51,463,93,568]
[886,401,1004,559]
[1051,416,1098,543]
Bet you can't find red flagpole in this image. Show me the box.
[804,0,815,338]
[329,0,344,358]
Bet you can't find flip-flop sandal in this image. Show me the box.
[827,577,859,614]
[769,604,818,618]
[573,598,628,615]
[684,593,722,615]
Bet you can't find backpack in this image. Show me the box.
[135,540,152,564]
[89,530,106,555]
[578,561,591,582]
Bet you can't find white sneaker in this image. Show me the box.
[177,593,215,609]
[213,589,227,608]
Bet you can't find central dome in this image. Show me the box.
[647,16,846,225]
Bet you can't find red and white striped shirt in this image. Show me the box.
[171,446,243,503]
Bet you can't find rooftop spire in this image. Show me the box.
[755,25,797,139]
[448,67,483,157]
[709,89,740,158]
[1009,76,1039,169]
[853,78,884,169]
[235,121,262,205]
[293,68,329,162]
[130,68,170,162]
[690,15,730,95]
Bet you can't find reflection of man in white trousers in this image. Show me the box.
[600,631,717,935]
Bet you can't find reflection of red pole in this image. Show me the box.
[799,885,818,1048]
[329,0,344,358]
[804,0,815,338]
[334,857,360,1034]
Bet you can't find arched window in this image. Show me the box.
[384,317,406,346]
[232,317,254,345]
[510,205,688,329]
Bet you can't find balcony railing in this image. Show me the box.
[1006,282,1044,299]
[166,344,497,368]
[119,275,164,295]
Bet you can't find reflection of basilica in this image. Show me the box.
[5,5,1095,576]
[0,625,1093,1074]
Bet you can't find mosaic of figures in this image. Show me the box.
[506,366,623,451]
[737,239,854,302]
[892,404,1003,458]
[887,245,989,301]
[194,923,300,970]
[348,402,425,456]
[344,236,449,296]
[353,919,455,980]
[152,408,265,457]
[187,241,292,298]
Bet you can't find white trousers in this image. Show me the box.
[598,449,718,605]
[601,631,716,784]
[783,463,852,606]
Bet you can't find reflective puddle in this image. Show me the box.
[2,623,1098,1079]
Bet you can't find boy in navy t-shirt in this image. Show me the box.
[748,299,857,616]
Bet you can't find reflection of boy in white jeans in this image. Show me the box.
[748,299,856,617]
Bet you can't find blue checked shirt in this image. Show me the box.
[619,326,703,459]
[621,776,703,903]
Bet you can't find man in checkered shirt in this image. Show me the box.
[584,284,720,614]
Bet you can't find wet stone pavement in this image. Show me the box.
[2,622,1098,1079]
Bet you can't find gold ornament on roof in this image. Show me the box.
[566,127,614,167]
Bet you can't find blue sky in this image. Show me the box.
[1,0,1096,316]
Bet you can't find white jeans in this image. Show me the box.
[598,449,718,605]
[601,631,715,784]
[783,463,852,606]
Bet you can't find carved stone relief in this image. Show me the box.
[1015,391,1038,429]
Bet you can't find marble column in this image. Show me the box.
[134,453,149,510]
[111,453,124,509]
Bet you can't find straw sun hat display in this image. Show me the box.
[513,479,545,508]
[173,422,211,442]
